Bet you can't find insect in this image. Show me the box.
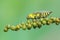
[27,11,52,19]
[3,10,60,32]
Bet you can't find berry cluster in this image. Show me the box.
[4,11,60,32]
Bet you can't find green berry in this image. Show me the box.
[55,22,59,25]
[40,18,44,21]
[37,22,42,28]
[19,24,22,28]
[26,23,32,30]
[4,28,8,32]
[46,21,51,25]
[5,24,11,29]
[41,20,46,25]
[22,24,26,30]
[15,25,20,31]
[32,22,37,29]
[10,25,16,31]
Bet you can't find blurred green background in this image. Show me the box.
[0,0,60,40]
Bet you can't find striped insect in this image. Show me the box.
[26,11,52,19]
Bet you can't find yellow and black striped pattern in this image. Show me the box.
[27,11,52,19]
[4,11,60,32]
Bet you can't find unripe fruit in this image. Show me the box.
[15,25,20,31]
[10,25,16,31]
[4,28,8,32]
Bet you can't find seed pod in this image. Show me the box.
[44,18,49,21]
[5,24,11,29]
[56,18,60,22]
[55,18,60,25]
[50,17,56,23]
[50,17,54,20]
[46,20,51,25]
[48,19,53,23]
[27,20,31,24]
[22,25,26,30]
[21,23,26,30]
[19,24,22,28]
[26,23,32,30]
[55,22,59,25]
[32,19,37,22]
[32,22,38,29]
[40,18,44,21]
[4,28,8,32]
[59,18,60,23]
[36,22,42,28]
[10,25,16,31]
[41,20,46,25]
[15,25,20,31]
